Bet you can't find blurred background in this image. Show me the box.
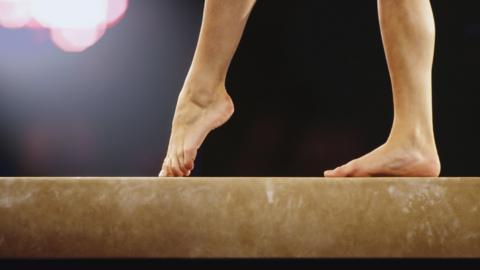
[0,0,479,177]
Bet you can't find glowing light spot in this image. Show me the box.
[0,0,31,28]
[51,27,106,53]
[107,0,128,26]
[30,0,109,29]
[0,0,129,52]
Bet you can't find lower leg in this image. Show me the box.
[325,0,440,177]
[160,0,256,177]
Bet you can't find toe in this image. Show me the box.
[159,159,169,177]
[162,157,175,177]
[334,166,348,177]
[326,164,351,177]
[177,144,190,175]
[176,150,189,175]
[342,160,363,177]
[184,159,194,171]
[324,166,343,177]
[170,154,184,177]
[340,161,361,177]
[166,158,176,177]
[324,169,334,177]
[183,148,197,171]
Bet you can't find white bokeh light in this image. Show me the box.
[30,0,108,29]
[0,0,128,52]
[0,0,31,28]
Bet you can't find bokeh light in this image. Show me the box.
[0,0,128,52]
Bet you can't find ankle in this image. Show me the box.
[387,126,441,174]
[182,77,227,107]
[387,125,437,153]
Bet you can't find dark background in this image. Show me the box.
[0,0,479,177]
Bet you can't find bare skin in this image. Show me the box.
[160,0,441,177]
[324,0,441,177]
[159,0,256,177]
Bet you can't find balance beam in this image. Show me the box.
[0,177,479,258]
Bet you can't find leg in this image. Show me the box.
[325,0,441,177]
[159,0,256,177]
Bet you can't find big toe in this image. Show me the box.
[325,164,353,177]
[324,169,335,177]
[183,148,197,169]
[184,160,194,172]
[324,168,342,177]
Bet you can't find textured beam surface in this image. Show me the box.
[0,177,479,258]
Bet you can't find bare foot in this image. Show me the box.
[159,83,234,177]
[324,137,441,177]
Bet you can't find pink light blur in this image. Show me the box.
[51,27,106,53]
[0,0,128,52]
[107,0,128,27]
